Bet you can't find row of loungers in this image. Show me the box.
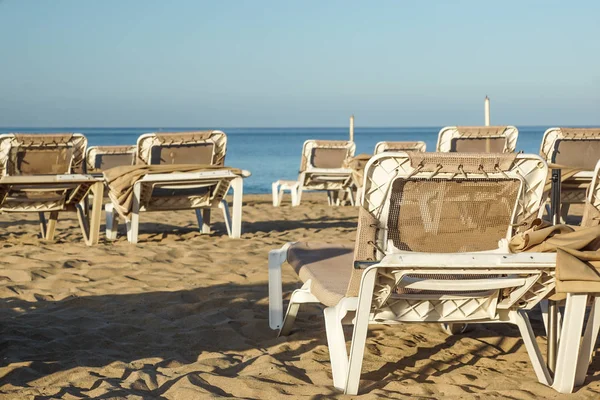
[272,126,600,218]
[1,127,600,395]
[0,131,250,244]
[268,125,600,394]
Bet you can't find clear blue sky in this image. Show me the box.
[0,0,598,127]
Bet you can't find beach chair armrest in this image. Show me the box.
[138,170,243,183]
[374,252,556,270]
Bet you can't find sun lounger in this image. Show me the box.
[272,140,355,207]
[437,126,519,153]
[527,160,600,393]
[268,151,566,394]
[84,145,136,176]
[540,127,600,221]
[344,141,427,206]
[0,133,104,245]
[104,131,249,243]
[373,140,426,154]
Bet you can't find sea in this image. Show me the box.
[0,126,552,194]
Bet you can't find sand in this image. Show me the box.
[0,193,599,399]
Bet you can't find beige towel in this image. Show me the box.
[103,164,243,218]
[509,219,600,295]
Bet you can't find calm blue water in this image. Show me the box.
[0,126,550,193]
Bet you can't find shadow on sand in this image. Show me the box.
[2,279,597,398]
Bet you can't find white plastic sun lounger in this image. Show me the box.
[0,133,104,245]
[437,126,519,153]
[540,127,600,221]
[84,145,136,177]
[267,151,589,394]
[272,140,355,207]
[104,131,248,243]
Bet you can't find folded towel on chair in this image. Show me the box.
[103,164,244,218]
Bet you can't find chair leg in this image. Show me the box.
[195,209,203,232]
[279,294,302,337]
[38,212,47,239]
[511,310,552,386]
[346,188,355,206]
[575,295,600,386]
[268,245,288,330]
[553,293,588,393]
[201,209,211,234]
[345,269,377,395]
[45,211,59,241]
[278,281,319,336]
[230,177,243,238]
[127,183,141,244]
[85,181,104,246]
[540,299,549,336]
[294,184,302,206]
[105,203,119,240]
[272,182,280,207]
[324,304,350,390]
[219,201,232,237]
[539,299,562,341]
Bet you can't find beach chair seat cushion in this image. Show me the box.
[287,242,354,306]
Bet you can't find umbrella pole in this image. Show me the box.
[484,96,490,126]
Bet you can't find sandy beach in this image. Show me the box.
[0,194,598,399]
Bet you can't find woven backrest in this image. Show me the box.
[437,126,519,153]
[387,179,520,252]
[0,133,87,176]
[299,140,355,172]
[374,141,426,154]
[136,131,227,166]
[540,127,600,170]
[344,152,548,297]
[85,145,136,173]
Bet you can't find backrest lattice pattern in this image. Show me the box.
[137,131,227,166]
[387,178,520,252]
[437,126,518,153]
[540,127,600,170]
[0,133,87,176]
[300,140,355,172]
[374,141,426,154]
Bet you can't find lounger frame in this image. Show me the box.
[267,152,598,394]
[540,127,600,220]
[272,140,355,207]
[0,133,104,245]
[105,131,246,243]
[436,126,519,153]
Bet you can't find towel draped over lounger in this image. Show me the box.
[103,164,244,218]
[509,219,600,295]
